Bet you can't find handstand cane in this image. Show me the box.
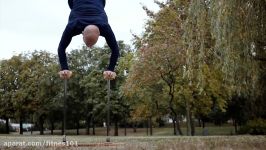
[63,79,67,142]
[106,79,111,142]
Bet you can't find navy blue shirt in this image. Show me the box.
[58,0,119,71]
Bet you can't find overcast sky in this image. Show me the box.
[0,0,160,59]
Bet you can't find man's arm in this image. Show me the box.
[68,0,73,9]
[100,24,120,71]
[58,25,75,70]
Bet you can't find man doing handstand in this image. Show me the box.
[58,0,119,80]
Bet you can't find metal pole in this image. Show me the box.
[106,79,111,142]
[63,79,67,142]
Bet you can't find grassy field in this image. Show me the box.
[14,126,236,136]
[0,135,265,150]
[1,127,265,149]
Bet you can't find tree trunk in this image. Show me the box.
[146,119,149,136]
[190,113,195,136]
[234,119,238,133]
[76,120,80,135]
[198,118,201,127]
[92,118,95,135]
[39,116,44,135]
[19,117,23,135]
[51,120,54,135]
[133,123,137,133]
[124,116,127,136]
[165,79,180,135]
[31,116,33,135]
[5,117,9,134]
[172,118,177,135]
[149,117,153,136]
[86,116,91,135]
[169,106,182,135]
[114,120,118,136]
[186,99,191,136]
[124,124,127,136]
[61,121,64,135]
[176,115,183,135]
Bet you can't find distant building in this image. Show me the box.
[0,119,34,131]
[10,123,34,132]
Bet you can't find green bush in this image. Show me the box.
[238,118,266,135]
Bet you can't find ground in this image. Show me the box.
[0,135,265,150]
[0,127,265,149]
[12,126,237,136]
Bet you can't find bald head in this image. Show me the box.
[83,25,100,48]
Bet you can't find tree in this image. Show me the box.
[28,51,61,135]
[209,0,265,99]
[0,59,16,134]
[7,55,29,135]
[79,41,132,136]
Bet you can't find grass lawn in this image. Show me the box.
[0,135,265,150]
[1,126,264,149]
[14,126,236,136]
